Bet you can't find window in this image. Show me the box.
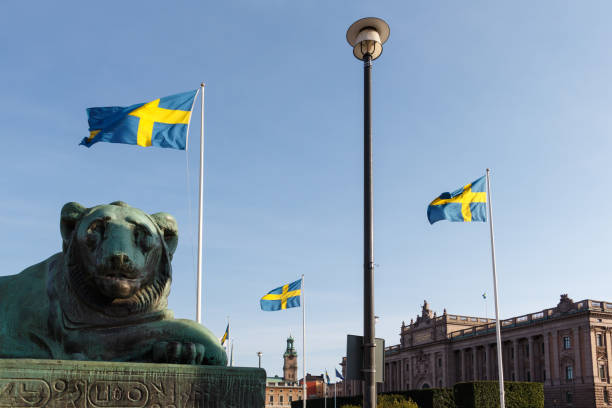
[526,344,530,357]
[511,348,514,359]
[600,365,607,379]
[597,334,604,347]
[438,358,442,367]
[543,369,546,380]
[289,396,293,402]
[604,388,609,404]
[566,365,573,380]
[269,396,273,403]
[563,336,571,349]
[511,372,515,380]
[280,396,283,403]
[527,371,531,382]
[566,391,573,403]
[541,343,545,353]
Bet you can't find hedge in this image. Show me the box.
[290,388,454,408]
[292,381,542,408]
[454,381,544,408]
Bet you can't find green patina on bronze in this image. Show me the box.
[0,201,227,366]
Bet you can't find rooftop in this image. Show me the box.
[387,295,612,355]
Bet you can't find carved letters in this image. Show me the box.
[0,360,265,408]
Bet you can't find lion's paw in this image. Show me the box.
[152,341,206,365]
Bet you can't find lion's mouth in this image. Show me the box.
[95,273,142,299]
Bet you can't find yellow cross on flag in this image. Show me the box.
[260,279,302,311]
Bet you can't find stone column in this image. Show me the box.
[574,327,582,383]
[431,353,436,387]
[513,339,520,381]
[400,358,405,390]
[552,330,560,385]
[485,344,492,380]
[442,352,447,387]
[409,355,413,389]
[590,329,598,381]
[543,333,551,385]
[473,348,478,380]
[528,336,535,382]
[606,330,612,384]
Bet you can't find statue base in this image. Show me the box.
[0,359,265,408]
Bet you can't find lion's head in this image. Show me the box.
[59,201,178,317]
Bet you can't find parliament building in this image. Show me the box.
[341,295,612,408]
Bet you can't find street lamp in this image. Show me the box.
[346,17,389,408]
[257,351,262,368]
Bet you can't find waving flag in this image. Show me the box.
[220,323,229,345]
[81,89,198,150]
[260,278,302,311]
[427,176,487,224]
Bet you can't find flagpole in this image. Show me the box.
[196,82,205,324]
[486,168,505,408]
[324,380,327,408]
[228,316,232,366]
[302,274,306,408]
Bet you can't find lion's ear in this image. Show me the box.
[60,202,87,251]
[151,212,178,259]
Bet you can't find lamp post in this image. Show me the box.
[346,17,389,408]
[257,351,262,368]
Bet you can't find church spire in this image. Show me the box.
[283,334,298,382]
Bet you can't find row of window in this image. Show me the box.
[269,395,293,403]
[563,332,607,349]
[564,364,608,380]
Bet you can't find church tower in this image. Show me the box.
[282,335,298,382]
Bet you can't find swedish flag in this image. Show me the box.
[220,324,229,345]
[260,279,302,311]
[427,176,487,224]
[80,89,198,150]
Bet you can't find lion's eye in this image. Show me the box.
[134,227,153,252]
[86,221,105,250]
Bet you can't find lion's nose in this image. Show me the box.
[109,253,131,269]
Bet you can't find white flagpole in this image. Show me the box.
[486,168,505,408]
[196,82,205,324]
[324,380,327,408]
[302,274,306,408]
[227,316,231,366]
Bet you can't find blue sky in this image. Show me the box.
[1,0,611,380]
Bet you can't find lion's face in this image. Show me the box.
[60,201,178,313]
[74,206,162,299]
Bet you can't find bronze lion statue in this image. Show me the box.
[0,201,227,365]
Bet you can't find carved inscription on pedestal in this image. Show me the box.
[0,360,265,408]
[88,381,149,407]
[0,379,51,407]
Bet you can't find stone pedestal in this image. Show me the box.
[0,359,265,408]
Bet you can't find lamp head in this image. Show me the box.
[346,17,390,61]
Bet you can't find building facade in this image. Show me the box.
[265,336,302,408]
[265,336,333,407]
[376,295,612,408]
